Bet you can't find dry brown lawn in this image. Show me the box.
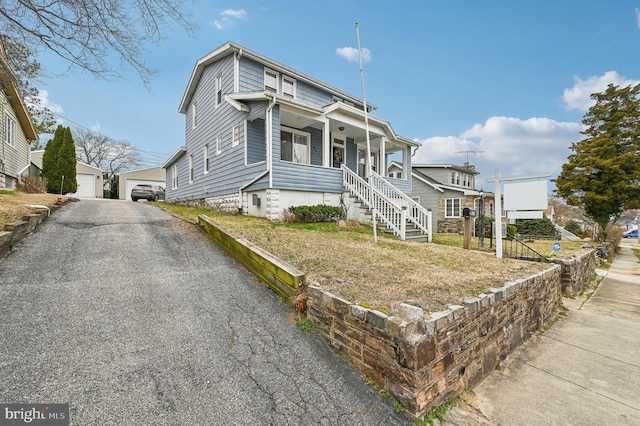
[156,203,557,314]
[0,190,65,228]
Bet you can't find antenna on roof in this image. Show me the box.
[455,148,485,164]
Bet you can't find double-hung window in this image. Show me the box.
[445,198,461,217]
[280,128,310,164]
[282,76,296,98]
[232,125,240,147]
[5,114,15,147]
[172,165,178,189]
[264,69,278,92]
[215,74,222,107]
[203,144,209,173]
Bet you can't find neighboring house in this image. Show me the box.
[117,166,166,200]
[30,150,104,197]
[393,161,499,234]
[164,42,428,239]
[0,42,38,189]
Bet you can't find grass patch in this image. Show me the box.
[294,315,318,334]
[413,398,458,426]
[156,203,554,314]
[0,191,65,228]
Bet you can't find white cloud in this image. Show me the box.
[336,46,371,63]
[562,71,640,111]
[212,9,247,30]
[636,8,640,28]
[412,116,583,188]
[27,90,63,116]
[89,123,101,132]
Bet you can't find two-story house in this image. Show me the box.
[0,42,38,189]
[389,161,498,234]
[164,42,431,240]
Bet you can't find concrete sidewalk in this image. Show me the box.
[445,242,640,425]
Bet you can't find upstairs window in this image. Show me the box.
[192,103,197,129]
[217,136,222,155]
[4,114,15,147]
[204,144,209,173]
[282,76,296,98]
[232,124,240,147]
[264,69,278,92]
[215,74,222,107]
[188,155,194,183]
[280,128,310,164]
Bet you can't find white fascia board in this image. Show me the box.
[225,95,251,112]
[162,146,186,169]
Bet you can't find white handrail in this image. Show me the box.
[342,165,432,241]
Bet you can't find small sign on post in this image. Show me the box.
[550,242,561,256]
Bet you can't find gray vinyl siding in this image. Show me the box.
[412,175,443,230]
[168,56,267,201]
[271,106,343,192]
[345,137,357,172]
[1,93,31,180]
[239,57,335,108]
[246,118,266,164]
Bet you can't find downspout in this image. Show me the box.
[238,94,276,213]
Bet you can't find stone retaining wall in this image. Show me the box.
[552,250,597,295]
[306,265,562,419]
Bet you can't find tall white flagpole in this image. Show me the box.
[356,21,377,243]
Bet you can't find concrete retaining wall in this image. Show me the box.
[198,215,304,302]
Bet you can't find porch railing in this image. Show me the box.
[342,165,432,242]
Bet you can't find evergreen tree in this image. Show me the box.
[42,125,64,193]
[58,127,77,194]
[554,84,640,234]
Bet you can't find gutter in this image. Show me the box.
[238,93,277,213]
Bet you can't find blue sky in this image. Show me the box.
[35,1,640,189]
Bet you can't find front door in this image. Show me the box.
[332,138,345,168]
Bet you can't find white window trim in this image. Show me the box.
[331,137,345,168]
[215,74,222,108]
[188,155,194,184]
[264,68,279,93]
[172,165,178,189]
[4,113,16,148]
[216,136,222,155]
[282,75,296,98]
[192,103,197,130]
[203,144,209,174]
[280,126,311,164]
[232,124,240,147]
[445,198,461,218]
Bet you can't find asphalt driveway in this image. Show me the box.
[0,199,408,425]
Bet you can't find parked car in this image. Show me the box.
[622,229,638,238]
[131,184,165,202]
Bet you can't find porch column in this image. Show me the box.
[323,119,330,168]
[403,146,409,180]
[380,136,386,176]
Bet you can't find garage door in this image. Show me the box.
[68,173,96,198]
[125,179,165,201]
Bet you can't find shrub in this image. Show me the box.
[16,176,48,194]
[288,205,344,223]
[515,216,558,237]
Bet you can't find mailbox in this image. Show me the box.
[462,208,477,218]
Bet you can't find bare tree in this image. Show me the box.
[0,1,195,85]
[74,127,142,180]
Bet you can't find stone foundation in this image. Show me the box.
[306,265,562,419]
